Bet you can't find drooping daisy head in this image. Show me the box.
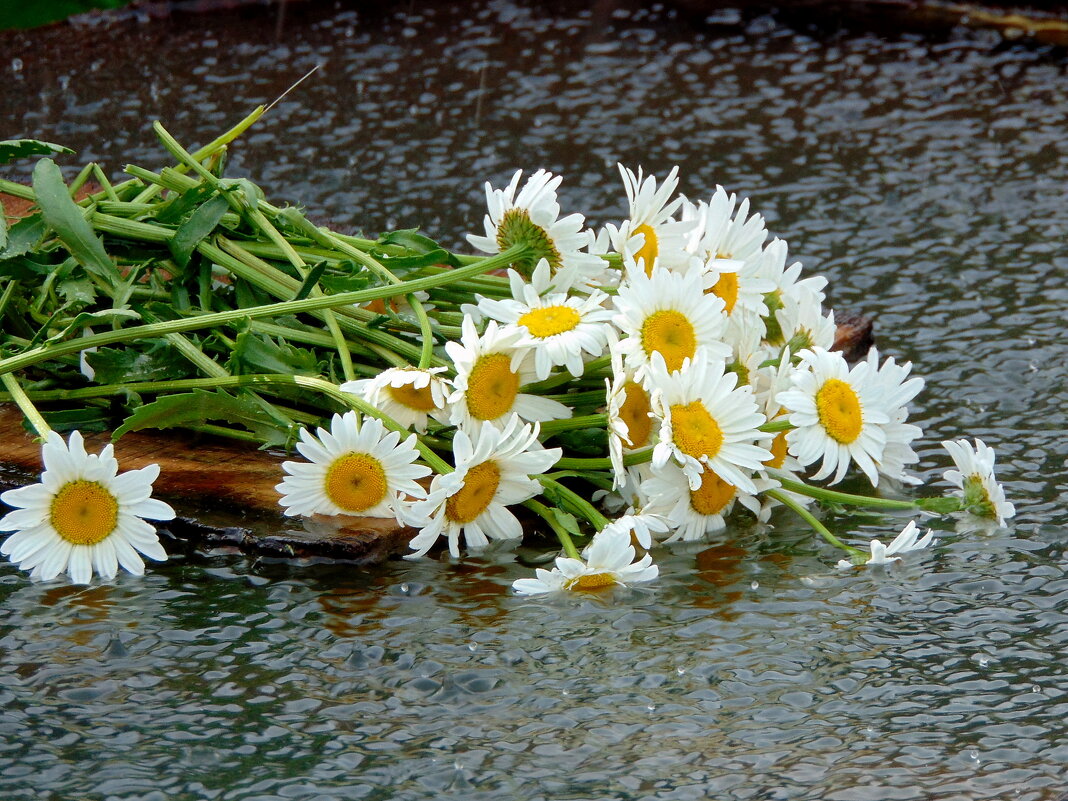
[276,411,431,518]
[0,431,174,585]
[650,353,771,494]
[445,318,571,429]
[475,260,615,381]
[466,169,606,286]
[406,417,562,558]
[836,520,936,569]
[605,165,693,275]
[511,521,659,595]
[605,342,660,487]
[612,261,731,382]
[340,367,451,433]
[776,348,891,486]
[941,438,1015,527]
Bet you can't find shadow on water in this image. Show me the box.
[1,1,1067,799]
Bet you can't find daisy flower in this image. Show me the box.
[340,367,451,433]
[861,347,925,486]
[276,412,430,518]
[776,348,891,486]
[612,261,731,381]
[836,520,936,569]
[683,187,768,266]
[650,353,771,494]
[511,522,658,595]
[405,417,561,558]
[446,318,571,429]
[466,169,605,286]
[756,238,828,345]
[642,462,770,542]
[604,165,693,274]
[475,260,614,380]
[0,430,174,585]
[941,438,1015,527]
[605,342,659,486]
[771,293,837,354]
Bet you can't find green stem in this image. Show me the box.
[538,414,606,435]
[1,373,51,439]
[539,476,611,530]
[556,447,653,471]
[524,498,581,560]
[0,243,530,378]
[773,474,921,511]
[766,488,864,556]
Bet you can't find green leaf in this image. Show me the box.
[31,406,110,435]
[293,260,329,301]
[377,227,441,254]
[0,214,47,261]
[0,139,73,166]
[0,199,7,252]
[375,247,461,270]
[43,308,141,346]
[86,342,192,384]
[168,192,230,267]
[551,508,583,537]
[319,272,373,294]
[112,389,288,446]
[228,329,319,376]
[32,158,119,286]
[554,428,608,456]
[156,182,217,224]
[57,277,97,307]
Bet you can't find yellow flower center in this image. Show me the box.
[566,572,618,590]
[618,381,653,449]
[445,461,501,523]
[710,271,739,315]
[633,223,659,276]
[640,310,696,372]
[324,453,389,513]
[50,480,119,545]
[518,305,581,338]
[690,469,736,516]
[466,353,519,421]
[815,378,863,444]
[670,401,724,460]
[496,208,562,275]
[387,381,437,412]
[765,430,789,469]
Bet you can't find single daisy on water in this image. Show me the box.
[776,347,890,486]
[475,260,614,380]
[511,522,659,595]
[836,520,935,569]
[612,261,731,382]
[340,367,451,433]
[446,318,571,430]
[466,169,605,285]
[276,411,430,518]
[650,353,771,494]
[941,438,1015,527]
[0,430,174,585]
[406,417,561,558]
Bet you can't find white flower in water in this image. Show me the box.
[941,438,1015,527]
[276,412,430,518]
[837,520,936,569]
[475,260,615,380]
[0,431,174,585]
[467,169,605,286]
[446,318,571,430]
[776,347,890,486]
[340,367,451,433]
[511,523,659,595]
[604,164,694,274]
[406,417,561,558]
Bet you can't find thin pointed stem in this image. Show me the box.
[767,488,864,556]
[1,373,51,439]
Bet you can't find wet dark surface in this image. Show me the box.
[1,1,1067,798]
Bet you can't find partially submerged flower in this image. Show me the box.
[836,520,935,569]
[941,438,1015,527]
[0,431,174,585]
[512,523,659,595]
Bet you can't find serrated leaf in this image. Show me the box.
[168,192,230,267]
[86,342,192,385]
[32,158,119,286]
[112,389,288,445]
[57,277,97,307]
[0,139,74,166]
[0,214,47,261]
[228,329,319,376]
[319,272,374,294]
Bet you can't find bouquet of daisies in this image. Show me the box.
[0,111,1014,587]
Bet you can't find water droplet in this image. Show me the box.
[467,642,478,652]
[561,689,569,696]
[1031,684,1042,694]
[11,58,23,73]
[399,582,409,594]
[977,655,989,667]
[676,666,686,676]
[750,580,759,590]
[646,704,656,712]
[967,749,980,763]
